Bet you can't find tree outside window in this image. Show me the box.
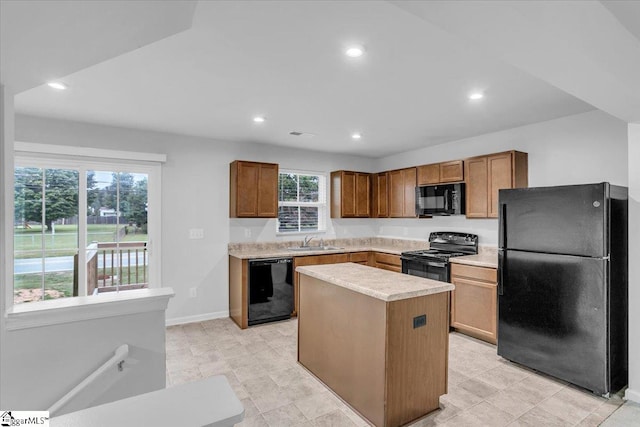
[278,171,326,233]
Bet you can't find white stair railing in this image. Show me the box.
[48,344,129,417]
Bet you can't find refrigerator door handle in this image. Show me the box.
[499,203,507,249]
[498,250,505,296]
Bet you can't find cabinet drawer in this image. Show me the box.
[450,263,497,283]
[374,252,401,267]
[349,251,370,264]
[375,263,402,273]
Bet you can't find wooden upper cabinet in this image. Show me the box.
[355,173,371,217]
[464,157,489,218]
[372,172,389,218]
[389,167,417,218]
[331,171,370,218]
[417,160,463,185]
[417,164,440,185]
[439,160,464,183]
[465,151,528,218]
[230,160,278,218]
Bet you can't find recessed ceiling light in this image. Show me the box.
[47,82,67,90]
[345,46,364,58]
[351,132,362,140]
[253,116,265,123]
[468,92,484,100]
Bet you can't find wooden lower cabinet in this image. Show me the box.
[230,251,403,329]
[298,274,449,427]
[293,253,349,316]
[373,252,402,273]
[349,251,370,265]
[450,263,497,344]
[229,256,249,329]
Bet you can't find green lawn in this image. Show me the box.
[14,265,148,303]
[14,272,74,303]
[14,224,147,258]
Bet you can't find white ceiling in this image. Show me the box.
[5,1,639,158]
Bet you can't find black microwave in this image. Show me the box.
[415,183,465,216]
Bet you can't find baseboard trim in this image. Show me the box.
[165,310,229,326]
[624,387,640,404]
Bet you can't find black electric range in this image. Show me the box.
[401,232,478,282]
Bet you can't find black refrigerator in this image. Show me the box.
[498,182,628,396]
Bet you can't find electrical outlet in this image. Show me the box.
[244,229,251,238]
[189,228,204,239]
[189,287,197,298]
[413,314,427,329]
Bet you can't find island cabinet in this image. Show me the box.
[298,264,452,427]
[465,151,528,218]
[450,263,497,344]
[229,160,278,218]
[388,167,417,218]
[372,172,389,218]
[331,171,371,218]
[417,160,464,185]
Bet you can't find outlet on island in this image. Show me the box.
[189,287,197,298]
[413,314,427,329]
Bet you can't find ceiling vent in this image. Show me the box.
[289,131,315,138]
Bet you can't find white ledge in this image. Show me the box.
[5,288,175,331]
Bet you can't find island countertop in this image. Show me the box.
[296,262,454,302]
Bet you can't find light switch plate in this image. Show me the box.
[189,228,204,239]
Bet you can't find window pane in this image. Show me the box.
[299,175,319,202]
[277,171,325,233]
[279,173,298,202]
[87,171,149,295]
[14,167,79,304]
[300,207,319,230]
[278,206,299,232]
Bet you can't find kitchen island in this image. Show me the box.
[296,263,453,427]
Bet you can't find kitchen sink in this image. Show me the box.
[287,246,344,251]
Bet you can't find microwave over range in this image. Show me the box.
[415,183,465,216]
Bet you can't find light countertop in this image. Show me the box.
[228,237,499,268]
[450,252,498,269]
[296,262,454,302]
[228,244,404,259]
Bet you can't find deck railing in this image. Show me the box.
[85,241,148,295]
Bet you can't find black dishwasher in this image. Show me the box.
[248,258,294,326]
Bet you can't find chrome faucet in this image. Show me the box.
[302,235,315,247]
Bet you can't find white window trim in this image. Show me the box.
[15,141,167,163]
[277,169,327,234]
[7,145,163,318]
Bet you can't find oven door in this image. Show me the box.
[401,257,449,282]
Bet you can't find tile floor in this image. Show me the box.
[166,318,624,427]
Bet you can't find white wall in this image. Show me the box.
[374,110,629,245]
[627,123,640,403]
[2,310,168,413]
[14,114,376,323]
